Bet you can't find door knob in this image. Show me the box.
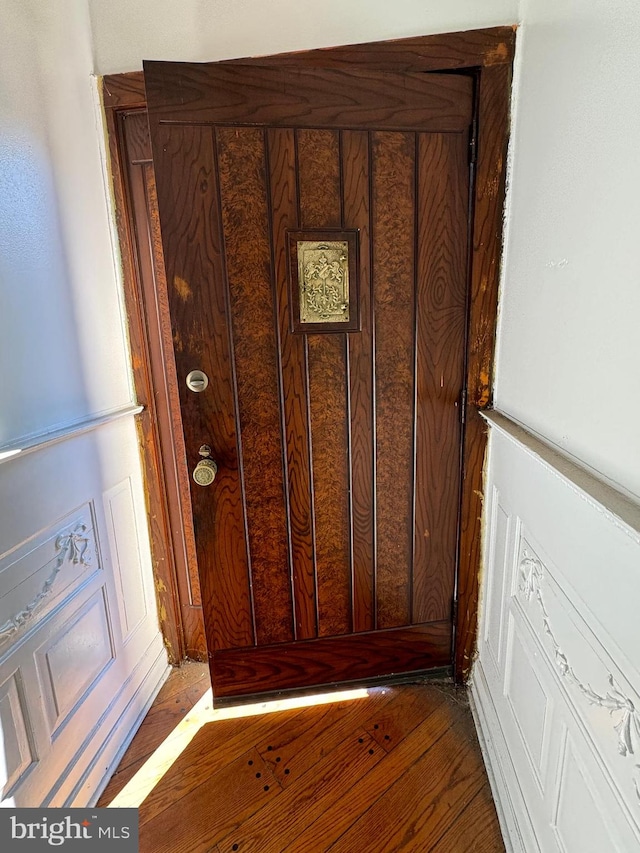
[193,445,218,486]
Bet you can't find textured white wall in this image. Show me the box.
[89,0,518,73]
[495,0,640,500]
[0,0,132,443]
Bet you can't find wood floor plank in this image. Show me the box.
[139,747,281,853]
[281,698,457,852]
[328,722,487,852]
[98,664,210,806]
[218,730,385,853]
[98,752,150,806]
[114,699,194,771]
[139,707,304,825]
[428,786,505,852]
[365,683,448,752]
[256,688,395,787]
[153,664,209,706]
[102,670,505,853]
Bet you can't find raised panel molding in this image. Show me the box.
[554,731,628,853]
[36,589,115,738]
[515,541,640,812]
[0,416,168,807]
[483,487,511,675]
[472,425,640,852]
[103,479,149,643]
[504,615,553,792]
[0,670,36,799]
[470,664,541,853]
[0,520,94,649]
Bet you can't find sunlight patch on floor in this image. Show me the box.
[107,685,371,809]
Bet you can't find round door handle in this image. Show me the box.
[193,458,218,487]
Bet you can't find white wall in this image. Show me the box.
[472,7,640,846]
[89,0,518,73]
[0,0,167,806]
[496,0,640,501]
[0,0,133,441]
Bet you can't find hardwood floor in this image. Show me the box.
[99,664,504,852]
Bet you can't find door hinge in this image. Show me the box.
[469,118,478,166]
[452,597,459,626]
[460,387,468,424]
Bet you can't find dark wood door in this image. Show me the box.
[144,58,473,699]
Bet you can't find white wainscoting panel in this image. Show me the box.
[104,478,149,644]
[0,505,96,651]
[0,415,169,807]
[36,588,115,737]
[471,415,640,852]
[0,670,35,800]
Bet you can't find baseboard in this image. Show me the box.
[82,640,171,806]
[469,664,535,853]
[81,638,170,807]
[52,632,170,806]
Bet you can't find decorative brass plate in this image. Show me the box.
[297,241,350,324]
[287,230,360,334]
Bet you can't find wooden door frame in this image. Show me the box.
[102,87,207,663]
[101,25,515,682]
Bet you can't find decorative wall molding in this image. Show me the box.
[518,549,640,803]
[481,411,640,544]
[55,524,92,568]
[0,524,92,647]
[0,405,144,467]
[473,427,640,850]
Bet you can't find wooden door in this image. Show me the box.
[144,57,473,699]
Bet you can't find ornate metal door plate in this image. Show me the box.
[298,241,349,323]
[287,230,360,333]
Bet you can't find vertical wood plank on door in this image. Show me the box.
[216,127,294,646]
[372,131,416,630]
[143,164,202,614]
[266,128,317,640]
[297,129,351,638]
[296,129,342,229]
[342,130,375,633]
[413,132,468,623]
[151,123,253,650]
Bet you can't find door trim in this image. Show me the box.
[101,25,515,681]
[102,85,206,662]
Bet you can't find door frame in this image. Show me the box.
[101,25,515,681]
[102,85,207,662]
